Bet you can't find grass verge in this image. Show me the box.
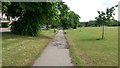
[65,27,118,66]
[2,29,56,66]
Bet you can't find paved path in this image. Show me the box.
[33,30,74,66]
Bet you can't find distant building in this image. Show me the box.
[0,11,10,28]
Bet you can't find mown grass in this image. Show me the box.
[65,27,118,66]
[2,29,56,66]
[0,36,2,68]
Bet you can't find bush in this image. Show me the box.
[1,22,9,28]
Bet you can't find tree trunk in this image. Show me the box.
[102,25,105,39]
[46,23,49,30]
[54,28,56,33]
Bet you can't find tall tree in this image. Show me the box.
[2,2,59,36]
[2,2,80,35]
[68,11,80,29]
[58,2,80,29]
[58,2,70,29]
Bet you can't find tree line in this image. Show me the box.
[2,2,80,36]
[2,2,118,39]
[80,19,119,27]
[79,5,118,27]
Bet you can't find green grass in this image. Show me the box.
[0,37,2,68]
[2,29,56,66]
[65,27,118,66]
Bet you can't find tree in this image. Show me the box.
[2,2,59,36]
[58,2,70,29]
[58,2,80,29]
[68,11,80,29]
[48,3,60,32]
[95,11,106,39]
[95,5,118,39]
[2,2,80,36]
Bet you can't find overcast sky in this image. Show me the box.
[63,0,119,22]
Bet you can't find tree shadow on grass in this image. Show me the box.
[37,35,53,39]
[2,32,53,40]
[80,38,106,42]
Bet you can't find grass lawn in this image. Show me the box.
[0,35,1,67]
[2,29,56,66]
[65,27,118,66]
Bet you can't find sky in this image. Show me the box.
[63,0,120,22]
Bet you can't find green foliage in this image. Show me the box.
[48,3,60,29]
[68,11,80,29]
[108,20,119,26]
[58,2,69,29]
[2,2,80,36]
[79,20,119,27]
[11,17,41,36]
[80,21,98,27]
[58,2,80,29]
[95,5,118,26]
[3,2,59,36]
[95,5,118,39]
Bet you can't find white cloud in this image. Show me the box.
[63,0,119,21]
